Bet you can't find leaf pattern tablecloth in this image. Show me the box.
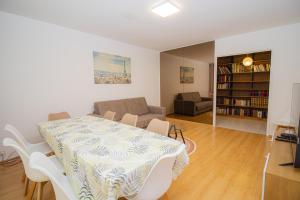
[38,116,189,200]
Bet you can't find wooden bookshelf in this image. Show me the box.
[216,51,271,120]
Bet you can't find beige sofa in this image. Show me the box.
[93,97,166,128]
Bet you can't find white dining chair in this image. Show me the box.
[29,152,77,200]
[146,119,170,136]
[103,111,116,121]
[132,145,185,200]
[2,138,64,200]
[4,124,52,155]
[121,113,138,127]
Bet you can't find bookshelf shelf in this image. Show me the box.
[217,80,269,83]
[217,95,268,98]
[216,104,268,109]
[216,51,271,120]
[216,113,267,121]
[217,59,270,65]
[217,88,269,91]
[217,71,270,75]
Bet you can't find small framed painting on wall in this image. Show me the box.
[180,66,194,83]
[93,51,131,84]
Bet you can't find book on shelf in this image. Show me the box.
[253,64,270,72]
[218,75,231,82]
[233,99,251,106]
[216,107,231,115]
[250,90,269,96]
[232,63,252,73]
[216,107,268,119]
[217,83,231,89]
[217,66,231,74]
[231,63,271,73]
[217,98,231,105]
[252,110,268,118]
[251,97,268,108]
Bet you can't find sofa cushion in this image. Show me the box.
[137,114,164,128]
[125,97,149,115]
[94,100,128,121]
[195,101,212,110]
[178,92,201,102]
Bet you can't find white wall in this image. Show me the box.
[161,53,209,114]
[214,23,300,135]
[0,12,160,158]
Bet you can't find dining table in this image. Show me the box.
[38,115,189,200]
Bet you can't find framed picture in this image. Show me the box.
[93,51,131,84]
[180,66,194,83]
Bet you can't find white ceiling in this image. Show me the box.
[1,0,300,51]
[163,41,214,63]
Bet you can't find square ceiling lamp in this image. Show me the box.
[152,1,180,17]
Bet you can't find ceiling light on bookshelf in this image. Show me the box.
[242,56,253,66]
[152,1,180,17]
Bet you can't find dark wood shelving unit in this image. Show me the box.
[216,51,271,120]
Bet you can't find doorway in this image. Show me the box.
[160,41,215,125]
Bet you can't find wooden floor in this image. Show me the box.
[0,118,269,200]
[168,111,213,125]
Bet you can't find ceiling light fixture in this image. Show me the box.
[152,1,180,17]
[242,56,253,66]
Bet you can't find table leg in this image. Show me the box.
[168,125,173,137]
[168,125,177,139]
[178,129,185,144]
[174,128,178,140]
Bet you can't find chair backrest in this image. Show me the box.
[146,119,169,136]
[4,124,30,153]
[48,112,71,121]
[103,111,116,121]
[134,145,185,200]
[29,152,77,200]
[2,138,48,182]
[120,113,138,127]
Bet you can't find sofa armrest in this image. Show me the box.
[174,100,196,115]
[148,105,166,119]
[201,97,213,101]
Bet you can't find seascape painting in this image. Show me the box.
[180,66,194,83]
[93,51,131,84]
